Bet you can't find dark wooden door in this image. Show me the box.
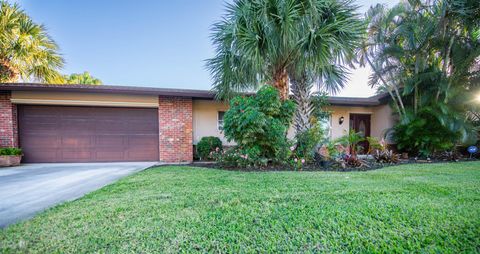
[18,105,159,163]
[349,114,371,154]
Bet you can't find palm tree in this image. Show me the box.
[0,1,64,83]
[206,0,363,101]
[64,72,102,85]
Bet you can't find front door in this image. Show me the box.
[349,114,371,154]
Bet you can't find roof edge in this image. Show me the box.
[0,83,389,106]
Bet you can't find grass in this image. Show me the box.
[1,162,479,253]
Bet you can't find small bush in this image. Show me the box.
[0,147,22,156]
[212,146,267,168]
[196,137,222,160]
[294,122,324,162]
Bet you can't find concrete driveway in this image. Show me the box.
[0,162,156,228]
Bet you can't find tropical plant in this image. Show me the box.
[207,0,363,101]
[0,1,64,83]
[373,149,400,164]
[221,86,295,166]
[335,130,365,157]
[64,72,102,85]
[360,0,480,155]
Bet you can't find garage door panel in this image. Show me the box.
[18,105,159,162]
[95,136,126,147]
[60,150,93,161]
[26,149,58,163]
[128,136,158,146]
[94,151,126,161]
[20,135,59,148]
[60,136,93,148]
[127,150,158,160]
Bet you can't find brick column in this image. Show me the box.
[158,96,193,162]
[0,91,18,148]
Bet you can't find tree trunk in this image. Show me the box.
[290,73,313,134]
[0,59,19,83]
[272,68,289,101]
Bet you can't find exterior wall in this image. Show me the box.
[0,92,18,148]
[326,105,395,142]
[193,102,396,144]
[11,91,158,108]
[372,104,395,142]
[158,96,193,162]
[192,100,233,145]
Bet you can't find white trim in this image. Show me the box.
[10,98,158,108]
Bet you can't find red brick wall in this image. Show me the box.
[0,91,18,148]
[158,96,193,162]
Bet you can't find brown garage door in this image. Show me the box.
[18,105,159,163]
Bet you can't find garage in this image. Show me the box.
[18,105,159,163]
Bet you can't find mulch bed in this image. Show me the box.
[183,158,478,172]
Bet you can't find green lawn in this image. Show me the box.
[1,163,479,253]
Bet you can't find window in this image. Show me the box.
[218,111,225,131]
[319,116,332,138]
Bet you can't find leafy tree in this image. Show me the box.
[207,0,363,101]
[0,1,64,83]
[64,72,102,85]
[222,86,295,163]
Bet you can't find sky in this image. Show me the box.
[17,0,396,98]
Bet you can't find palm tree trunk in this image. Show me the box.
[272,68,289,101]
[290,73,313,134]
[0,59,19,83]
[365,55,405,118]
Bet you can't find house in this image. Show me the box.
[0,83,395,163]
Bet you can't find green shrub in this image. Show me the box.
[196,136,222,160]
[394,111,458,157]
[294,122,324,162]
[0,147,22,156]
[221,86,295,167]
[213,146,268,168]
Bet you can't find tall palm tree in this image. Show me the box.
[64,71,102,85]
[0,1,64,83]
[206,0,363,101]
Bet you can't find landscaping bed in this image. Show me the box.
[189,158,479,172]
[1,162,479,253]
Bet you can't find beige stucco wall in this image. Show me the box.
[193,100,396,145]
[326,104,394,141]
[11,91,159,108]
[193,100,234,145]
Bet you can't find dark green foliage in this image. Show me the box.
[196,136,223,161]
[394,109,466,157]
[362,0,480,157]
[221,86,295,166]
[0,147,22,156]
[311,92,331,121]
[294,123,324,162]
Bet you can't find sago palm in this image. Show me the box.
[206,0,363,101]
[0,1,64,83]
